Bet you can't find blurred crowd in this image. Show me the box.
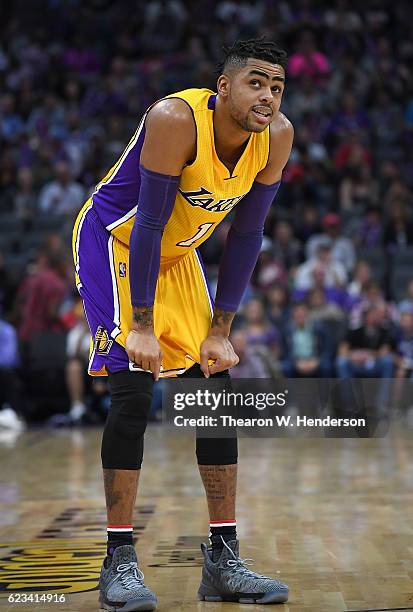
[1,0,413,427]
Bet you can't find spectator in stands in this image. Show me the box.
[398,279,413,313]
[38,161,85,216]
[266,283,290,333]
[339,167,379,213]
[393,305,413,411]
[295,239,347,291]
[294,204,321,245]
[349,279,393,329]
[306,213,356,273]
[288,31,330,83]
[0,312,23,431]
[282,302,331,377]
[243,297,280,364]
[254,238,287,291]
[14,167,37,222]
[394,305,413,379]
[0,251,16,318]
[336,305,394,380]
[271,220,302,271]
[230,329,271,379]
[18,248,68,347]
[383,200,413,253]
[307,287,345,323]
[347,261,372,298]
[293,263,350,311]
[355,206,383,249]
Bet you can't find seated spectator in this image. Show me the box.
[271,220,302,271]
[336,305,394,379]
[306,213,356,273]
[294,204,321,244]
[288,32,330,83]
[243,297,281,363]
[393,305,413,410]
[339,167,379,214]
[282,302,331,377]
[349,279,396,329]
[394,306,413,379]
[398,279,413,314]
[254,238,287,291]
[38,160,85,216]
[294,239,347,290]
[266,283,290,332]
[347,261,372,298]
[307,287,346,322]
[383,200,413,253]
[230,329,271,379]
[293,264,350,310]
[355,206,383,249]
[14,167,37,222]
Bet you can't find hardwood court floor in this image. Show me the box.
[0,423,412,612]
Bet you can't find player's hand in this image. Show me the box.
[200,334,239,378]
[125,329,162,381]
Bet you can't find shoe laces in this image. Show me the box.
[221,538,261,578]
[116,562,145,590]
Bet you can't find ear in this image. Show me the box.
[217,74,230,98]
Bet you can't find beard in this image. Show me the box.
[228,98,268,133]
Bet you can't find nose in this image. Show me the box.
[259,86,273,105]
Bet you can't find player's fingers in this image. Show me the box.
[200,350,210,378]
[152,355,161,381]
[208,358,227,376]
[141,356,151,372]
[232,351,240,366]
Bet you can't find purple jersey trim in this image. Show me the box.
[207,94,217,110]
[92,123,146,230]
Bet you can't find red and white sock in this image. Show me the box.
[107,524,133,556]
[209,520,237,541]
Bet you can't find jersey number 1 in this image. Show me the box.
[176,222,215,247]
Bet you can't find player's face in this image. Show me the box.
[228,59,285,133]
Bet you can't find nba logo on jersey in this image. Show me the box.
[119,262,127,277]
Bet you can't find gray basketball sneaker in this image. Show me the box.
[198,538,288,604]
[99,545,157,611]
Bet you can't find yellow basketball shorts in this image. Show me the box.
[72,202,213,377]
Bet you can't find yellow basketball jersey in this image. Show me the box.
[91,88,270,259]
[158,88,269,259]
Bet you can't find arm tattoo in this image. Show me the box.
[211,308,235,336]
[133,306,154,329]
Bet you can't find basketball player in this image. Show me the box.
[73,39,293,610]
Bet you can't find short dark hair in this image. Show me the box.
[219,38,288,75]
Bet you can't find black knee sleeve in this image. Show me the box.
[101,371,154,470]
[196,436,238,465]
[181,365,238,465]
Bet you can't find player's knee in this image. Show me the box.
[101,371,154,470]
[196,436,238,465]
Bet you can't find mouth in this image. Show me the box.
[251,106,272,124]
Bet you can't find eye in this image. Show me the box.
[272,86,282,93]
[250,79,261,87]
